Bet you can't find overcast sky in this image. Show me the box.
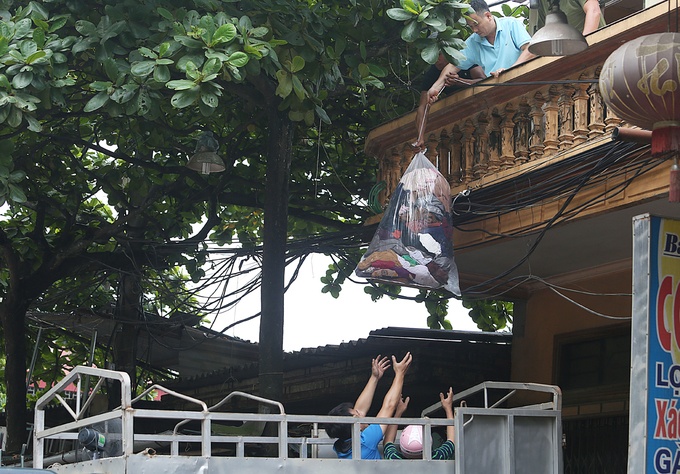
[210,253,479,352]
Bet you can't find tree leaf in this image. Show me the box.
[157,7,174,20]
[12,71,33,89]
[83,91,110,112]
[8,183,26,203]
[421,43,440,64]
[166,79,197,91]
[25,113,41,132]
[130,61,155,77]
[401,21,421,42]
[290,56,305,73]
[314,105,331,124]
[6,107,21,127]
[291,74,305,100]
[170,87,200,108]
[367,63,387,77]
[275,70,292,98]
[226,52,248,68]
[387,8,415,20]
[89,81,112,92]
[153,65,170,83]
[212,23,237,45]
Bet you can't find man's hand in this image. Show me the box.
[490,68,504,78]
[427,85,442,105]
[440,387,454,413]
[392,352,412,376]
[372,355,391,380]
[444,71,462,86]
[396,395,410,417]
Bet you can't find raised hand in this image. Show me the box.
[372,355,391,380]
[396,395,410,417]
[392,352,412,376]
[440,387,454,411]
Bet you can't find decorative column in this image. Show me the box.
[449,126,463,186]
[474,113,490,179]
[462,119,475,184]
[437,130,451,180]
[573,79,590,145]
[557,85,574,150]
[400,145,411,176]
[487,111,502,173]
[588,71,606,138]
[500,103,515,170]
[529,92,545,161]
[543,87,560,156]
[604,103,624,133]
[383,148,402,200]
[425,133,439,166]
[513,99,531,164]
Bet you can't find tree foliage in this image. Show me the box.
[0,0,478,451]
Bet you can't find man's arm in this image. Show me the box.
[413,91,430,149]
[383,395,409,444]
[440,387,454,443]
[376,352,413,432]
[427,64,460,104]
[353,355,390,415]
[582,0,602,35]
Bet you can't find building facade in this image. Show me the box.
[363,1,679,471]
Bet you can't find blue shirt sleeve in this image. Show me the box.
[359,424,384,459]
[456,37,478,72]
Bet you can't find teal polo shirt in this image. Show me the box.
[457,16,531,75]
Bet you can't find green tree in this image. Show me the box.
[0,0,472,451]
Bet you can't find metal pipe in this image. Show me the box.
[612,126,652,143]
[26,327,42,391]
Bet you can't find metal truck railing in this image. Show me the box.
[31,366,562,474]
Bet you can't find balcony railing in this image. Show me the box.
[364,1,674,208]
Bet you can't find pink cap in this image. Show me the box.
[399,425,423,458]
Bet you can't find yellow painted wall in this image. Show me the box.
[510,267,632,410]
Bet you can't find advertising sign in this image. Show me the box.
[630,214,680,473]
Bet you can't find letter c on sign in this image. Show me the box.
[658,276,673,352]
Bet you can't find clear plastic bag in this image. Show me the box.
[356,152,460,295]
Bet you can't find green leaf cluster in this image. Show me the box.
[463,298,513,331]
[387,0,470,64]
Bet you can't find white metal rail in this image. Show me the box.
[32,366,562,474]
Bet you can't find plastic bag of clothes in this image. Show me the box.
[356,152,460,295]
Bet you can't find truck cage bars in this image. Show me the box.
[32,366,563,474]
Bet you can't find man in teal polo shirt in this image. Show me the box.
[427,0,536,104]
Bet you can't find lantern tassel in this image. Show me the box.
[670,155,680,203]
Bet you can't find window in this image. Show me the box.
[555,326,630,392]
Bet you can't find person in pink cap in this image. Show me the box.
[383,387,455,460]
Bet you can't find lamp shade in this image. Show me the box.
[599,33,680,154]
[528,8,589,56]
[186,131,225,174]
[186,151,225,175]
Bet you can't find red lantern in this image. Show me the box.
[599,32,680,155]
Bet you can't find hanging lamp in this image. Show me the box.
[186,131,225,175]
[528,0,589,56]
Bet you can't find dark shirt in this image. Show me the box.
[383,439,455,460]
